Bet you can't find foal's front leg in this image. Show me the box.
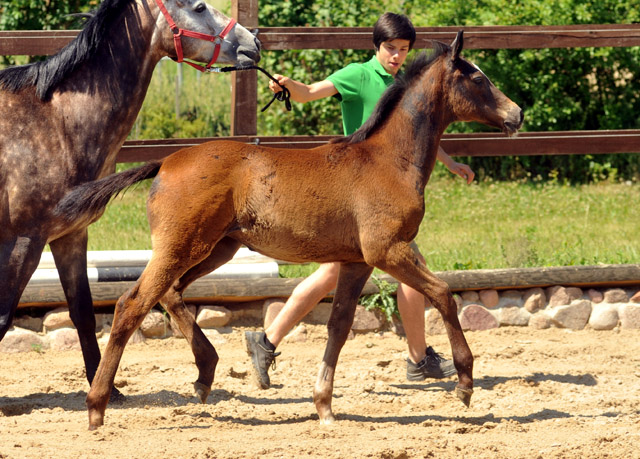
[313,262,373,424]
[379,243,474,407]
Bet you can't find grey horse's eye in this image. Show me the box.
[194,3,206,13]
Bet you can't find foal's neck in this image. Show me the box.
[388,65,450,191]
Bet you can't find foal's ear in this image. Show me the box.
[450,30,464,61]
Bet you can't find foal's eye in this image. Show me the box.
[472,76,484,85]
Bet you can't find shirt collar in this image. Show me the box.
[367,55,394,80]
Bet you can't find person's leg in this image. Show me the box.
[396,282,427,363]
[266,262,340,347]
[245,262,340,389]
[399,242,456,380]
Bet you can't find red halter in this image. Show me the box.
[155,0,237,72]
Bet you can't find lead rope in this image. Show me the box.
[208,65,292,112]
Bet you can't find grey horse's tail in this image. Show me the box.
[54,161,161,223]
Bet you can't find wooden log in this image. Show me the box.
[380,264,640,291]
[17,264,640,308]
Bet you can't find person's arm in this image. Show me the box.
[437,146,475,184]
[269,75,338,103]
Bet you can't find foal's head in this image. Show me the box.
[436,31,523,136]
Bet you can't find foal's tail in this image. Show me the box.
[54,161,162,223]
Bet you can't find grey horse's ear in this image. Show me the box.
[451,30,464,60]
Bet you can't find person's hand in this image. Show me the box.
[446,161,475,184]
[268,74,289,94]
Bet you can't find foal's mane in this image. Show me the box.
[0,0,134,101]
[332,41,450,145]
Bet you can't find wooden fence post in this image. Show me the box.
[231,0,259,136]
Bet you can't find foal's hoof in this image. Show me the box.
[109,387,126,404]
[193,381,211,404]
[318,413,336,425]
[456,386,474,407]
[88,410,104,431]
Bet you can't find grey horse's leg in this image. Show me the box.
[0,236,45,340]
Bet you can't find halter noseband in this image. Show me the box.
[155,0,237,72]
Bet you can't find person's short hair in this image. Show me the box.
[372,12,416,50]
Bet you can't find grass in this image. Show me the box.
[84,163,640,277]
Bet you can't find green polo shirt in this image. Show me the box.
[326,55,395,135]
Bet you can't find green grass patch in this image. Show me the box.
[82,167,640,275]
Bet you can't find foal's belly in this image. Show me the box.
[231,226,364,265]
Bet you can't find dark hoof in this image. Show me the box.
[456,386,473,407]
[194,381,211,404]
[109,387,125,404]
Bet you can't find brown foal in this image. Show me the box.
[56,31,523,429]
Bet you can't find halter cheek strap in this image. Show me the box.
[155,0,237,72]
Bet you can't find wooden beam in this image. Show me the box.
[115,130,640,163]
[4,24,640,57]
[230,0,258,135]
[258,24,640,50]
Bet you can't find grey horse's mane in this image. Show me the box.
[0,0,134,100]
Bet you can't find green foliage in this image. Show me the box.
[129,61,232,140]
[0,0,96,65]
[360,276,399,322]
[403,0,640,183]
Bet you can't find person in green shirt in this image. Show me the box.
[245,12,475,389]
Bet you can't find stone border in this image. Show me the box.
[2,285,639,353]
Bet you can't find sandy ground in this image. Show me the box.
[1,324,639,459]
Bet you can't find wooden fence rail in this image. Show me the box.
[3,24,640,55]
[117,130,640,163]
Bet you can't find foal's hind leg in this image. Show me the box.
[313,262,373,424]
[49,230,122,402]
[86,258,190,430]
[374,242,474,407]
[159,237,242,404]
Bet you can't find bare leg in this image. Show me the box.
[396,283,427,363]
[313,262,373,424]
[160,237,242,403]
[265,262,339,347]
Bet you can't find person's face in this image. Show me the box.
[376,38,411,76]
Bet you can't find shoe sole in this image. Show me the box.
[407,364,457,381]
[243,331,271,390]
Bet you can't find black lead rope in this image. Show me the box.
[208,65,292,112]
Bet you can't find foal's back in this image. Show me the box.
[148,139,385,263]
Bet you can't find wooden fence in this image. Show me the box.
[1,1,640,161]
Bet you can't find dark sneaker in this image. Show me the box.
[406,346,457,381]
[243,331,281,389]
